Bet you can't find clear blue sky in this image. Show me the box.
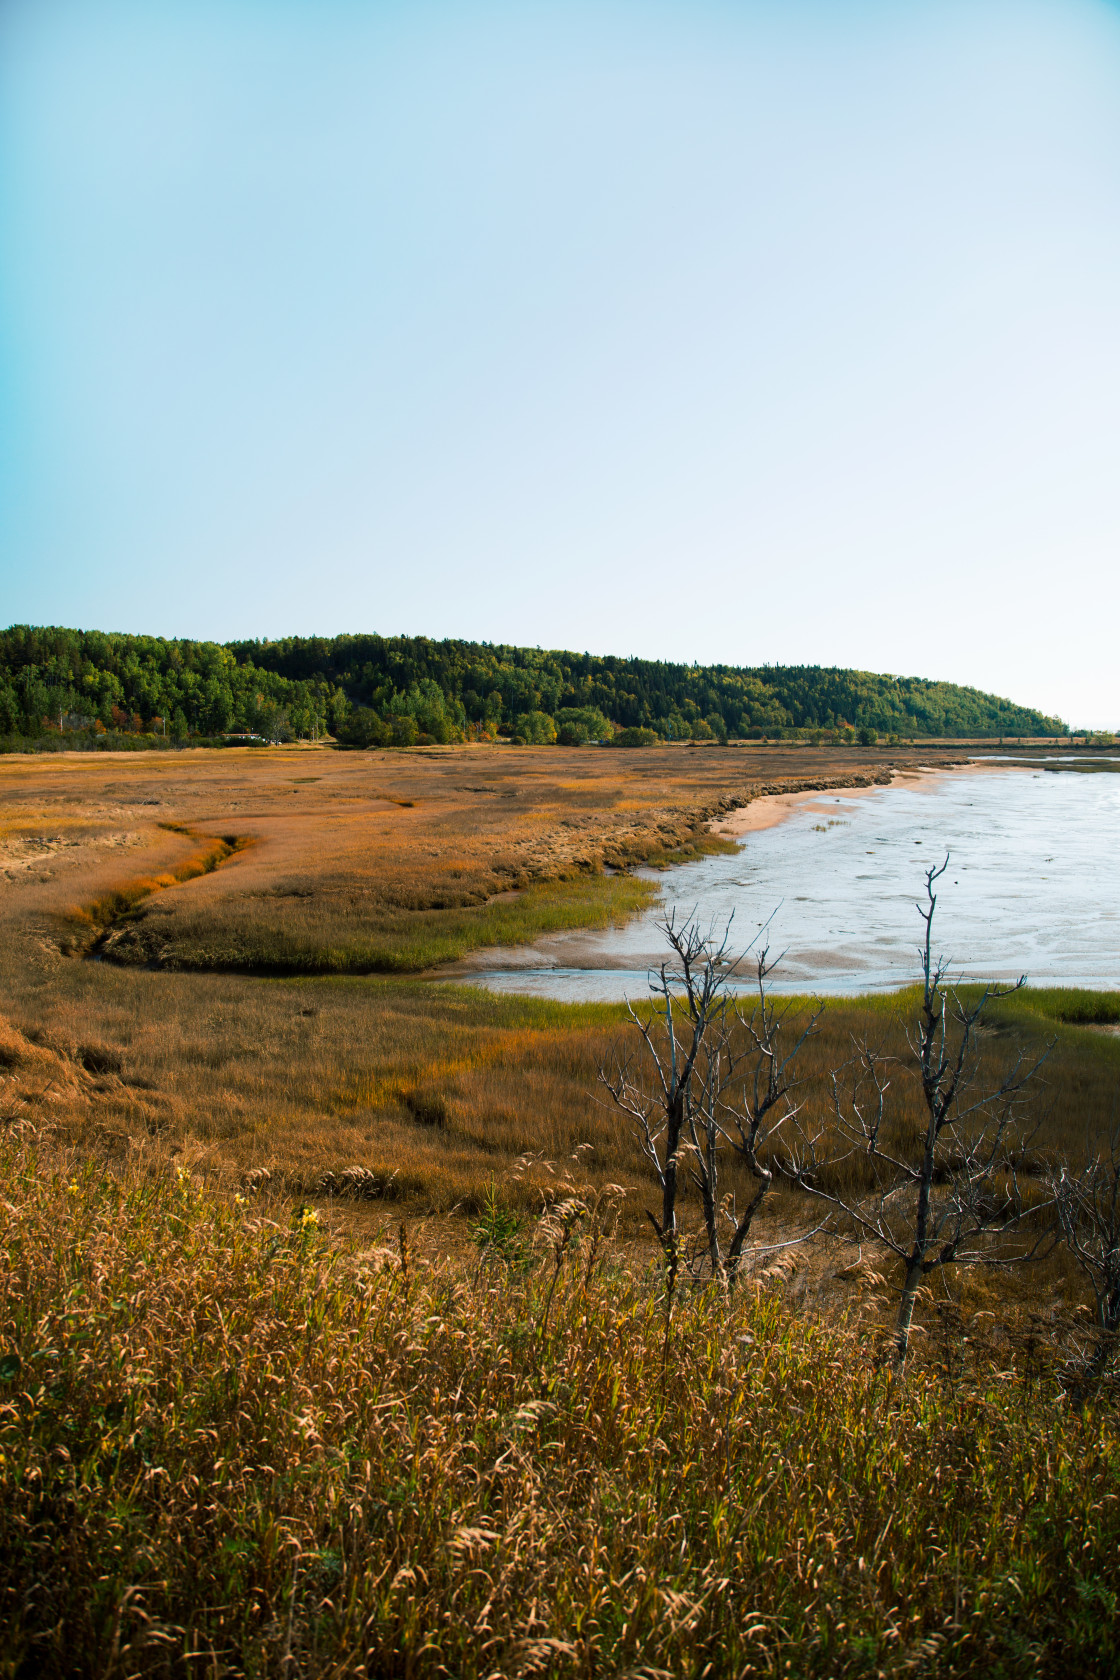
[2,0,1118,725]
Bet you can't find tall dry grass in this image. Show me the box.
[1,976,1114,1396]
[5,972,1117,1232]
[1,1132,1117,1678]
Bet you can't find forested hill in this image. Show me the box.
[0,624,1067,747]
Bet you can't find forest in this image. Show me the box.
[0,623,1068,747]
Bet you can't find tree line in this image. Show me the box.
[0,626,345,747]
[0,623,1067,747]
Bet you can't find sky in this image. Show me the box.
[1,0,1119,726]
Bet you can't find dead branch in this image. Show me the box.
[786,856,1052,1366]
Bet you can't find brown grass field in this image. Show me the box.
[3,741,1120,1675]
[2,739,1117,1262]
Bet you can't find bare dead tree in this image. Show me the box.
[1052,1126,1120,1404]
[601,911,732,1267]
[788,857,1051,1367]
[684,947,823,1286]
[601,909,820,1287]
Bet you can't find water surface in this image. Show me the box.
[455,767,1120,998]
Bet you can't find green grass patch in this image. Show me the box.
[112,870,662,975]
[368,871,662,971]
[995,986,1120,1027]
[318,973,1120,1058]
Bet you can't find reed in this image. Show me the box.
[0,1134,1116,1678]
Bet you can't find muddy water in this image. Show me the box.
[454,766,1120,998]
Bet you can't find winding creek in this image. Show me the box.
[452,762,1120,998]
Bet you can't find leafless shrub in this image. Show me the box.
[601,909,820,1287]
[788,858,1052,1365]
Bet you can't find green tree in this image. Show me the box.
[512,710,557,745]
[389,714,419,747]
[554,706,611,745]
[609,727,658,747]
[0,626,1070,747]
[336,708,391,749]
[201,678,235,736]
[0,683,20,734]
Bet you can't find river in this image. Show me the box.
[453,761,1120,998]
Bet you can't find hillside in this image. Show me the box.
[0,623,1067,746]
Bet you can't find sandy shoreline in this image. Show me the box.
[709,758,1031,839]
